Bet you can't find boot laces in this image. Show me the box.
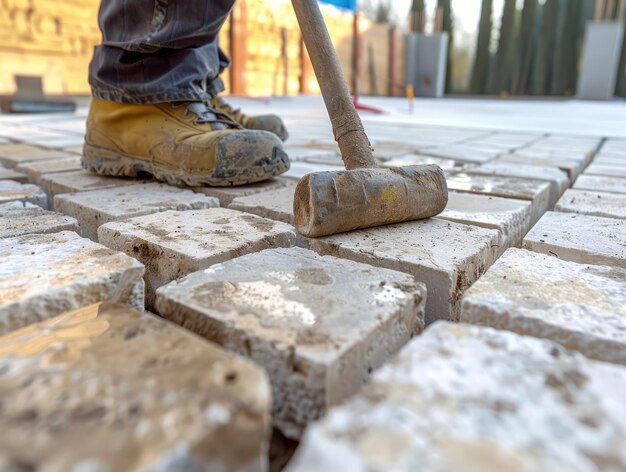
[181,102,242,131]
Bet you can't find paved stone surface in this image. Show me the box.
[285,146,340,164]
[0,143,73,169]
[156,247,426,439]
[289,322,626,472]
[555,189,626,220]
[282,161,344,181]
[15,155,83,184]
[229,183,297,224]
[573,175,626,194]
[0,231,144,335]
[195,177,293,206]
[0,302,272,471]
[438,192,533,250]
[0,165,28,183]
[462,248,626,365]
[523,212,626,268]
[381,154,466,173]
[54,183,219,240]
[99,208,296,308]
[423,145,499,163]
[467,162,570,207]
[0,202,79,238]
[39,170,147,199]
[498,154,585,180]
[308,219,500,323]
[0,180,47,207]
[584,162,626,178]
[446,173,552,225]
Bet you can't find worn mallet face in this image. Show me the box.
[293,164,448,238]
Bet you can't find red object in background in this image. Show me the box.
[353,96,384,114]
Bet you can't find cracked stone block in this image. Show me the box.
[156,247,426,439]
[39,170,147,199]
[289,322,626,472]
[446,173,552,225]
[462,248,626,365]
[15,156,82,184]
[0,180,46,207]
[0,143,73,169]
[0,302,272,471]
[0,165,28,183]
[523,212,625,268]
[0,201,79,238]
[195,177,293,206]
[573,175,626,195]
[308,219,500,323]
[54,183,219,240]
[497,154,584,180]
[555,189,626,220]
[467,162,570,207]
[0,231,144,335]
[584,162,626,179]
[437,192,532,250]
[98,208,296,309]
[229,183,297,225]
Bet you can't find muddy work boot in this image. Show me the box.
[83,98,290,187]
[210,95,289,142]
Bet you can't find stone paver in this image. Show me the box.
[39,170,147,199]
[15,155,82,184]
[0,180,47,207]
[584,162,626,178]
[0,165,28,183]
[498,154,585,180]
[308,219,500,323]
[290,322,626,472]
[437,192,533,250]
[98,208,296,308]
[381,154,466,173]
[54,183,219,240]
[0,302,272,471]
[283,161,344,181]
[0,143,73,169]
[423,145,499,163]
[555,189,626,220]
[285,146,340,164]
[229,183,297,224]
[0,201,79,238]
[0,231,144,335]
[573,174,626,194]
[156,247,426,439]
[446,173,552,225]
[462,248,626,365]
[467,162,570,207]
[195,177,293,206]
[523,212,625,268]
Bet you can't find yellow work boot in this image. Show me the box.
[83,98,290,187]
[210,95,289,142]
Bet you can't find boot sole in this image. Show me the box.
[82,142,290,187]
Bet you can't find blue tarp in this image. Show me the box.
[320,0,357,11]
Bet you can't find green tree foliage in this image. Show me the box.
[488,0,517,94]
[409,0,426,33]
[512,0,538,95]
[531,0,558,95]
[470,0,493,94]
[437,0,454,93]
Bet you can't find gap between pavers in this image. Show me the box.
[54,183,219,241]
[446,173,552,226]
[155,247,426,440]
[0,143,74,169]
[15,156,83,185]
[194,177,293,206]
[0,201,79,238]
[0,231,144,335]
[573,175,626,195]
[461,248,626,365]
[555,189,626,220]
[98,208,296,309]
[0,165,28,183]
[523,212,625,268]
[39,170,150,200]
[0,302,272,472]
[0,180,47,208]
[288,322,626,472]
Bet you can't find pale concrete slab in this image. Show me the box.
[0,165,28,183]
[423,145,499,163]
[39,170,147,198]
[446,173,552,225]
[437,192,533,250]
[0,143,73,169]
[98,208,296,308]
[497,154,585,181]
[54,183,219,240]
[229,183,297,224]
[0,180,46,207]
[523,212,625,268]
[555,189,626,220]
[195,177,293,206]
[308,219,500,323]
[0,201,79,238]
[290,322,626,472]
[462,248,626,365]
[573,175,626,194]
[0,302,272,472]
[584,162,626,178]
[592,154,626,166]
[0,231,144,335]
[156,247,426,439]
[467,162,570,207]
[15,155,82,184]
[381,154,466,173]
